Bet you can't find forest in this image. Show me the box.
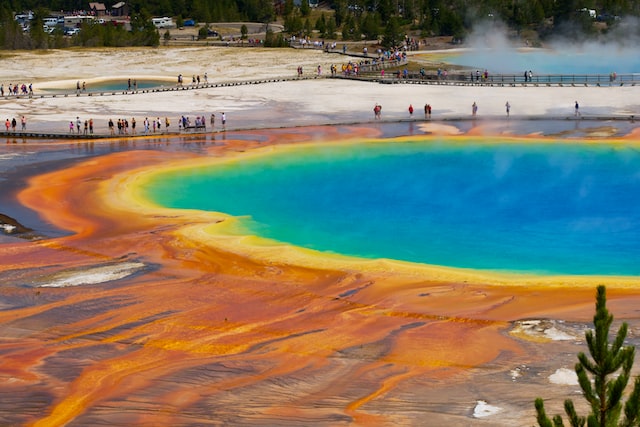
[1,0,639,49]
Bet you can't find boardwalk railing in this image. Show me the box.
[356,58,408,73]
[353,72,640,86]
[471,73,640,85]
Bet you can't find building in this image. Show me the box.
[111,1,129,17]
[89,2,107,17]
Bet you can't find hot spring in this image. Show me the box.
[437,45,640,74]
[41,79,172,93]
[141,138,640,277]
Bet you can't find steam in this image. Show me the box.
[464,19,513,51]
[456,16,640,74]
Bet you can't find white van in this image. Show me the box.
[43,17,58,27]
[152,17,173,29]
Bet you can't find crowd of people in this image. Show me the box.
[177,73,209,87]
[68,116,94,134]
[1,83,33,97]
[60,113,227,136]
[103,117,174,135]
[1,113,228,136]
[4,117,26,132]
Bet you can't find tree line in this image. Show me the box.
[1,0,639,49]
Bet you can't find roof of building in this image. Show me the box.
[89,2,106,11]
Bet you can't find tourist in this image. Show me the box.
[4,118,9,131]
[108,118,114,135]
[131,117,136,134]
[505,101,511,117]
[84,120,88,135]
[69,121,74,133]
[210,113,215,127]
[11,117,17,132]
[408,104,414,116]
[165,117,170,131]
[575,101,580,117]
[221,112,226,129]
[21,116,26,131]
[373,104,381,119]
[472,102,478,116]
[426,104,432,118]
[89,118,94,134]
[76,117,81,134]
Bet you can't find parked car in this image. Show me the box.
[65,27,80,36]
[183,19,195,26]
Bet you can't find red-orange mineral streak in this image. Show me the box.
[1,127,639,426]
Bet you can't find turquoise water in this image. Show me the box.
[90,80,169,91]
[45,79,170,93]
[443,47,640,74]
[143,140,640,276]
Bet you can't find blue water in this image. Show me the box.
[90,80,169,91]
[46,79,170,93]
[143,140,640,276]
[442,47,640,74]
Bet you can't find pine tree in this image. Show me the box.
[535,285,640,427]
[382,16,402,48]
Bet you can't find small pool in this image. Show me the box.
[43,79,173,93]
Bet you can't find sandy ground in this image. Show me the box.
[1,47,640,427]
[1,47,639,135]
